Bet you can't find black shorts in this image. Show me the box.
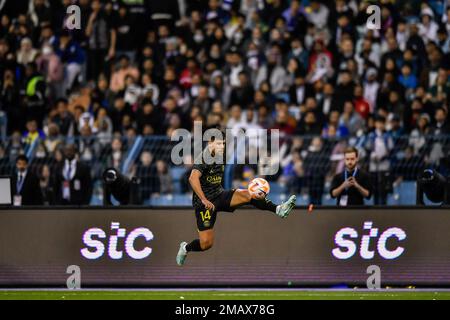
[195,189,236,231]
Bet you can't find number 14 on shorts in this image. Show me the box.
[200,210,211,221]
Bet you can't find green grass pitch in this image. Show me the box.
[1,290,450,300]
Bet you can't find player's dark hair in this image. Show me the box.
[344,147,358,157]
[206,125,226,142]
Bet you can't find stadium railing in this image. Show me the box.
[0,133,449,206]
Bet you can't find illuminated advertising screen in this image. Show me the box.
[0,207,449,287]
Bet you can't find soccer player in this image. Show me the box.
[176,134,296,266]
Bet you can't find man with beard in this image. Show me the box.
[330,147,372,206]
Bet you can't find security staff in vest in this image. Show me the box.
[54,144,93,205]
[23,62,46,126]
[11,155,43,206]
[330,147,372,206]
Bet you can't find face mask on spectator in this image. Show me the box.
[194,33,204,43]
[293,47,302,56]
[42,45,53,55]
[210,51,220,59]
[234,32,243,43]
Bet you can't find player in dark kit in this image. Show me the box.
[176,135,296,265]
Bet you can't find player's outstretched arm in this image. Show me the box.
[189,169,215,211]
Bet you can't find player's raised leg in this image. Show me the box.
[230,189,296,218]
[177,229,214,266]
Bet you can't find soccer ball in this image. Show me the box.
[248,178,270,199]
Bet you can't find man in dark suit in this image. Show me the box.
[11,155,43,206]
[54,144,93,205]
[430,107,450,135]
[330,147,372,206]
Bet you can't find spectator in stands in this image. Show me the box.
[255,45,288,95]
[136,99,163,135]
[180,154,193,194]
[353,84,371,120]
[339,101,365,136]
[110,95,133,133]
[409,113,431,156]
[123,74,142,106]
[398,63,418,93]
[431,107,450,135]
[308,39,334,84]
[279,138,304,195]
[23,119,45,145]
[95,108,113,147]
[11,155,43,206]
[134,151,158,203]
[393,146,425,183]
[115,4,137,62]
[28,0,52,29]
[419,6,439,43]
[6,131,24,164]
[85,0,116,81]
[51,99,75,136]
[388,115,406,140]
[0,144,12,175]
[110,55,140,93]
[366,116,394,205]
[428,69,450,107]
[303,137,329,205]
[23,62,46,126]
[386,90,406,121]
[54,144,93,205]
[106,137,124,170]
[305,0,330,30]
[17,38,38,66]
[39,164,55,205]
[43,122,62,156]
[296,110,322,135]
[52,30,85,94]
[330,147,372,206]
[1,68,22,135]
[155,160,173,195]
[227,104,244,135]
[36,43,64,99]
[229,71,255,108]
[233,165,256,190]
[335,70,355,112]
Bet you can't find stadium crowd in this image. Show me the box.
[0,0,449,205]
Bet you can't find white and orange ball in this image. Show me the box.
[248,178,270,199]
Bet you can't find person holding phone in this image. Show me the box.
[330,147,372,206]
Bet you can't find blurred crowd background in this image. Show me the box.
[0,0,449,206]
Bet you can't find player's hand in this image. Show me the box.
[201,199,215,211]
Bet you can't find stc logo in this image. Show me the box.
[81,222,154,260]
[332,222,406,260]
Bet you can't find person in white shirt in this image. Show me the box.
[304,0,330,30]
[419,7,439,43]
[363,68,380,113]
